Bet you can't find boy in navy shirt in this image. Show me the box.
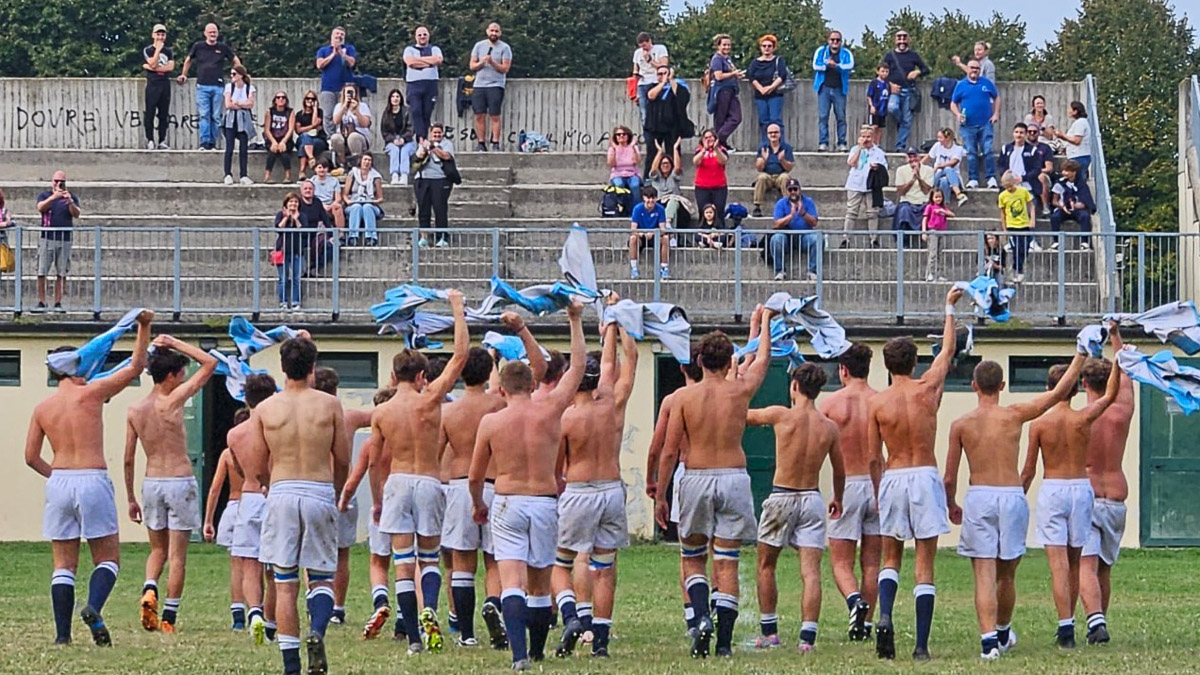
[628,186,670,279]
[866,63,890,145]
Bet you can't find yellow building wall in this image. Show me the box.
[2,333,1141,552]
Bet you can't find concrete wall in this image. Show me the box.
[0,77,1084,152]
[4,331,1140,552]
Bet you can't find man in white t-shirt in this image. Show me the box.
[631,32,669,129]
[470,23,513,152]
[404,27,444,141]
[842,126,887,248]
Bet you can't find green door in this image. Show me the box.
[1139,359,1200,546]
[182,364,207,543]
[743,359,791,518]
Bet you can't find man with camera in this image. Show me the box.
[34,171,79,313]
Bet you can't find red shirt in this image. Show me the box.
[694,149,727,189]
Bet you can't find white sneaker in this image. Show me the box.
[807,272,817,281]
[937,275,948,282]
[147,140,156,150]
[239,176,254,185]
[774,272,786,281]
[418,238,429,248]
[966,179,979,189]
[399,173,409,185]
[1080,241,1092,251]
[223,174,234,185]
[1012,272,1025,283]
[1029,240,1043,252]
[157,142,170,150]
[981,647,1001,661]
[1048,241,1060,250]
[957,192,969,206]
[669,236,677,248]
[391,173,401,185]
[986,177,999,189]
[925,273,934,282]
[999,628,1018,654]
[435,239,449,248]
[279,302,288,311]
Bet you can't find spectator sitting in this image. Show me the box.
[842,125,886,248]
[997,170,1035,283]
[342,153,383,247]
[643,66,695,177]
[1026,123,1056,215]
[927,127,968,206]
[469,22,513,151]
[1053,101,1092,183]
[34,172,78,312]
[331,83,372,169]
[747,34,788,147]
[952,41,995,82]
[649,138,694,231]
[950,58,1000,189]
[221,65,255,185]
[293,90,328,179]
[812,30,854,152]
[1026,95,1063,154]
[769,177,820,281]
[632,31,670,129]
[692,129,729,227]
[413,124,455,247]
[922,188,954,282]
[865,62,890,145]
[310,159,346,236]
[752,123,794,217]
[607,126,642,193]
[882,29,930,151]
[273,192,313,312]
[628,186,670,280]
[709,33,745,151]
[262,91,296,183]
[695,203,732,249]
[297,180,335,274]
[893,146,934,232]
[381,88,416,186]
[1047,159,1095,251]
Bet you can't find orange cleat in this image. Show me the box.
[140,589,160,632]
[161,621,176,635]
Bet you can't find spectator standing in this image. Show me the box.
[628,186,670,280]
[649,138,692,230]
[177,23,241,151]
[1048,160,1095,251]
[865,62,890,145]
[811,30,854,152]
[330,83,372,168]
[1025,96,1062,153]
[310,159,346,235]
[882,30,930,151]
[692,129,729,227]
[297,180,336,274]
[643,67,694,178]
[997,171,1035,282]
[293,90,328,179]
[769,177,820,281]
[950,59,1000,189]
[404,27,443,141]
[469,23,513,151]
[342,153,383,247]
[999,123,1042,207]
[381,89,416,185]
[1054,101,1092,182]
[952,42,995,82]
[142,24,175,150]
[262,91,296,183]
[752,123,794,217]
[273,192,312,311]
[922,188,954,282]
[842,126,885,248]
[709,34,745,151]
[893,147,934,232]
[221,66,255,185]
[34,171,78,312]
[1026,123,1056,214]
[607,126,642,193]
[927,128,968,206]
[314,27,358,137]
[413,124,455,247]
[632,32,670,129]
[746,34,788,147]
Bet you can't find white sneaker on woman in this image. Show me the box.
[239,176,254,185]
[391,173,401,185]
[223,175,234,185]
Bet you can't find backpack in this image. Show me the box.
[725,202,749,227]
[703,67,718,114]
[600,185,633,218]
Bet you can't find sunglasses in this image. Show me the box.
[274,95,287,99]
[829,38,841,42]
[657,71,669,75]
[304,97,316,102]
[787,187,800,192]
[615,132,629,137]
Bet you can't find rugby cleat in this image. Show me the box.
[511,658,531,670]
[754,634,780,649]
[848,598,871,641]
[251,614,266,646]
[406,642,425,656]
[555,618,583,657]
[592,646,610,658]
[419,607,444,653]
[798,642,815,654]
[690,615,713,659]
[715,646,732,657]
[1000,628,1018,653]
[912,647,931,661]
[482,602,508,650]
[1055,632,1076,649]
[140,589,160,632]
[980,647,1000,661]
[362,606,391,640]
[455,636,479,647]
[80,606,112,647]
[161,621,176,635]
[875,619,895,660]
[306,631,328,675]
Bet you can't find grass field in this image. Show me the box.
[3,542,1198,674]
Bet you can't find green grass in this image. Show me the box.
[2,542,1198,673]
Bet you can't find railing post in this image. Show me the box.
[491,228,500,278]
[13,226,22,316]
[92,226,102,320]
[330,236,341,322]
[815,233,824,302]
[251,228,261,322]
[411,229,421,283]
[895,232,905,325]
[172,228,182,321]
[652,229,661,302]
[1137,233,1146,314]
[1056,231,1066,325]
[733,229,743,323]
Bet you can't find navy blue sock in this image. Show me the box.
[878,568,899,621]
[87,561,119,614]
[577,602,593,631]
[372,585,389,611]
[685,575,711,621]
[450,572,476,640]
[997,624,1011,646]
[142,580,158,595]
[279,634,302,675]
[800,620,818,646]
[307,587,335,638]
[914,584,935,651]
[555,590,578,624]
[501,591,529,663]
[51,570,75,642]
[527,596,552,660]
[760,613,778,637]
[845,591,862,611]
[162,598,180,625]
[265,621,277,641]
[1057,620,1075,641]
[592,618,611,652]
[395,580,421,645]
[419,565,441,613]
[231,603,246,628]
[713,594,739,651]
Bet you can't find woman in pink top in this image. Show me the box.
[692,128,729,226]
[607,125,642,193]
[921,188,955,282]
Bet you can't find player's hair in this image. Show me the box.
[244,373,277,408]
[579,350,602,392]
[233,407,251,425]
[280,337,318,381]
[838,342,873,379]
[972,360,1004,395]
[392,349,429,383]
[500,361,534,394]
[543,349,566,384]
[790,363,827,400]
[681,345,704,382]
[373,387,397,405]
[698,331,734,372]
[882,336,917,376]
[1080,357,1111,394]
[148,347,189,384]
[426,356,448,382]
[1047,363,1079,397]
[313,366,339,395]
[48,346,74,381]
[462,347,494,387]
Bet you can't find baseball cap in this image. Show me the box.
[786,177,801,190]
[905,146,920,156]
[153,24,167,33]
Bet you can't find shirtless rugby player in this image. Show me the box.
[203,409,249,631]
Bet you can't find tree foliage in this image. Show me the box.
[665,0,827,78]
[854,8,1035,81]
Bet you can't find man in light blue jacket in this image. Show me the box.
[812,31,854,152]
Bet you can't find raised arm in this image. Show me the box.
[502,312,546,384]
[123,415,143,523]
[546,301,587,412]
[746,405,783,427]
[598,321,619,395]
[1081,345,1123,423]
[924,288,963,386]
[943,420,964,524]
[1021,424,1041,493]
[88,310,154,401]
[741,305,776,394]
[157,335,218,407]
[1108,324,1136,415]
[1011,352,1086,422]
[613,326,639,411]
[426,291,468,401]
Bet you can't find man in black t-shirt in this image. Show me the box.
[34,171,80,313]
[881,30,930,152]
[177,23,242,150]
[142,24,175,150]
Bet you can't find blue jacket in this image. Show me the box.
[811,45,854,95]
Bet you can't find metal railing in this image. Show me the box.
[0,226,1192,324]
